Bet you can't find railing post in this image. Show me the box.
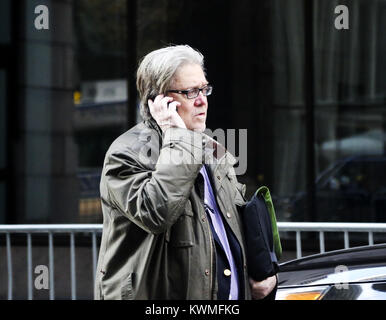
[92,232,97,284]
[344,231,349,249]
[48,232,55,300]
[27,233,33,300]
[70,232,76,300]
[6,233,13,300]
[319,231,325,253]
[368,231,374,246]
[296,231,302,259]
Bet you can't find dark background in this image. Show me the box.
[0,0,385,225]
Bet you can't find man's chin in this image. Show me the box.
[191,124,206,133]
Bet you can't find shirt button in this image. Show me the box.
[205,269,210,276]
[224,269,231,277]
[217,175,221,180]
[226,212,231,219]
[201,215,206,222]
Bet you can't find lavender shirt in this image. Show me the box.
[200,166,239,300]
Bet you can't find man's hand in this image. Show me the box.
[249,275,277,300]
[148,94,186,132]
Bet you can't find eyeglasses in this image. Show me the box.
[167,84,213,99]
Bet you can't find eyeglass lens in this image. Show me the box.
[187,85,212,99]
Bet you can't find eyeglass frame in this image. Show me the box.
[167,84,213,99]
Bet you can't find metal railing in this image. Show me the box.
[0,224,102,300]
[277,222,386,259]
[1,222,386,300]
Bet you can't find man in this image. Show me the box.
[95,45,277,300]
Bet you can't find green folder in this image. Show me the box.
[255,186,282,260]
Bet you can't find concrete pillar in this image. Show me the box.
[13,0,78,223]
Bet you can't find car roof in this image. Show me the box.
[279,244,386,272]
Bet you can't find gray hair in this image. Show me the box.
[136,45,205,121]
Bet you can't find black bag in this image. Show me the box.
[242,186,281,282]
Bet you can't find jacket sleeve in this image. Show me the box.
[103,127,204,234]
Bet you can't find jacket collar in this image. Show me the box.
[145,117,163,138]
[144,118,237,173]
[203,134,237,175]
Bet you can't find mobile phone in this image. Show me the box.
[148,94,178,112]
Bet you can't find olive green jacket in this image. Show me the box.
[95,119,251,300]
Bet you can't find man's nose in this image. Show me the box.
[194,92,206,106]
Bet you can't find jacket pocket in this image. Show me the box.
[166,201,194,247]
[121,272,134,300]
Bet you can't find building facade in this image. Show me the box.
[1,0,385,224]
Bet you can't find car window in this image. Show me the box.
[326,159,386,193]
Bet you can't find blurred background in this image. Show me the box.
[0,0,385,299]
[1,0,385,225]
